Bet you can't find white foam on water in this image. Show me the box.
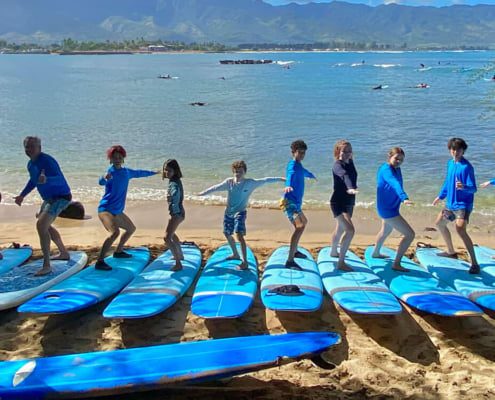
[373,63,400,68]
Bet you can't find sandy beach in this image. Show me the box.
[1,201,495,399]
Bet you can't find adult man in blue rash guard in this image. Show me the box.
[15,136,72,276]
[433,137,480,274]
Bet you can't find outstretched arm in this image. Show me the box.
[251,177,285,190]
[199,179,230,196]
[128,169,158,179]
[303,168,316,180]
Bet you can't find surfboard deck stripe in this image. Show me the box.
[192,243,258,318]
[18,248,150,314]
[103,244,202,319]
[416,246,495,312]
[317,247,401,315]
[364,246,483,317]
[261,246,323,312]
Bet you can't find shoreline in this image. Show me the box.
[1,49,492,56]
[1,199,494,250]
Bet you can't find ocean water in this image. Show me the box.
[0,51,494,213]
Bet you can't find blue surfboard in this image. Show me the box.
[103,243,202,319]
[191,243,258,318]
[261,246,323,312]
[317,247,402,314]
[0,246,32,276]
[0,252,87,311]
[364,246,482,316]
[18,248,150,314]
[416,246,495,312]
[474,245,495,277]
[0,331,340,400]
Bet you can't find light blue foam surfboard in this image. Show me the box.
[416,245,495,312]
[0,252,87,311]
[0,246,32,276]
[317,247,402,314]
[0,331,340,400]
[191,243,257,318]
[473,245,495,277]
[364,246,482,316]
[103,243,202,319]
[261,246,323,312]
[18,248,150,314]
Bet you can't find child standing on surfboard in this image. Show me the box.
[371,147,415,272]
[432,137,480,274]
[280,140,317,269]
[199,161,284,270]
[96,145,159,270]
[330,140,358,271]
[163,159,186,271]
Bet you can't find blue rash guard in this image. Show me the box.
[438,158,476,212]
[20,152,71,201]
[376,163,408,219]
[490,178,495,186]
[98,166,157,215]
[284,159,316,209]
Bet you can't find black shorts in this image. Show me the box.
[330,203,354,218]
[442,208,470,223]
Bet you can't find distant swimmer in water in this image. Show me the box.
[158,74,172,79]
[190,102,207,106]
[219,77,226,80]
[492,74,495,81]
[420,63,425,68]
[373,85,383,90]
[415,83,429,88]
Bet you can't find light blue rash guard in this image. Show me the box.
[490,178,495,185]
[20,152,71,201]
[284,159,316,209]
[98,166,157,215]
[438,158,476,211]
[376,163,408,219]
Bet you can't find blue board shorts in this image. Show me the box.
[40,197,71,218]
[279,198,302,224]
[223,211,247,235]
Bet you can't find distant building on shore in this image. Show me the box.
[148,45,175,52]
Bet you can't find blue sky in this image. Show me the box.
[265,0,495,6]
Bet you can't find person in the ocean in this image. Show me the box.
[373,85,383,90]
[190,102,207,106]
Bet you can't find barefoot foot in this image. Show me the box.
[337,263,353,272]
[35,267,52,276]
[50,253,70,261]
[392,264,409,272]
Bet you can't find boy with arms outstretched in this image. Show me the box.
[199,161,284,270]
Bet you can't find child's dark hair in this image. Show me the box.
[107,145,126,159]
[291,140,307,153]
[388,147,405,159]
[162,159,183,180]
[231,160,247,173]
[447,137,468,152]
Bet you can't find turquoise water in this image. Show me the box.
[0,51,494,213]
